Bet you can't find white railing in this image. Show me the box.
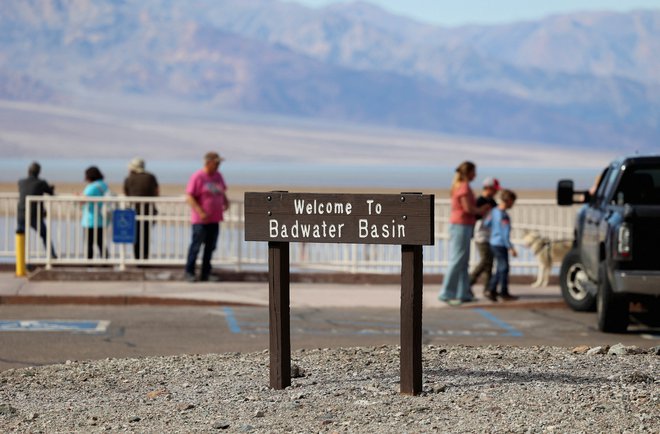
[20,195,246,270]
[0,193,18,258]
[0,193,578,274]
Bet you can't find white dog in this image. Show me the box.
[522,232,573,287]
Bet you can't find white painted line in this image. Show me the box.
[0,320,110,333]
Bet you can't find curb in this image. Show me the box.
[0,294,565,309]
[26,267,558,285]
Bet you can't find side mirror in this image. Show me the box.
[557,180,575,206]
[557,179,590,206]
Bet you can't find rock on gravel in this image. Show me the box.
[0,345,658,433]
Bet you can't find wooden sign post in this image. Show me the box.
[245,192,434,395]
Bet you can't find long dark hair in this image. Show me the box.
[85,166,104,182]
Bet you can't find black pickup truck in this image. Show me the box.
[557,155,660,332]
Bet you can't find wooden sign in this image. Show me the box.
[244,191,434,396]
[245,192,434,245]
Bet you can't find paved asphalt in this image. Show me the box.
[0,271,658,371]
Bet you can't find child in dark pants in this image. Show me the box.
[485,189,518,301]
[469,177,500,296]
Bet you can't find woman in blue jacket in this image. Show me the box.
[82,166,109,259]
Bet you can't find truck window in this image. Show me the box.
[593,167,611,202]
[614,165,660,205]
[599,166,618,203]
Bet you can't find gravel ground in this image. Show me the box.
[0,344,658,433]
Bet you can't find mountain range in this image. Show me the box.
[1,0,659,155]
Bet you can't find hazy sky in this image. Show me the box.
[293,0,660,26]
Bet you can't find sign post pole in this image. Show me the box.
[268,241,291,389]
[400,244,423,395]
[112,208,136,271]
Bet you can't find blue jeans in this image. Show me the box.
[488,245,510,295]
[439,223,474,301]
[185,223,219,279]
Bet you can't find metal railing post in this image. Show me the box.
[118,197,126,271]
[236,205,243,272]
[45,200,52,270]
[24,197,31,269]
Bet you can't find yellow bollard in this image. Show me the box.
[15,233,26,277]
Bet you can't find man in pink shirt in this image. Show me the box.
[184,152,230,282]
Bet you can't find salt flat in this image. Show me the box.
[0,99,612,169]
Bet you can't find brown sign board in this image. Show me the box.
[244,191,431,395]
[244,192,434,245]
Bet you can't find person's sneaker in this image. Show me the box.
[200,275,221,282]
[447,299,463,307]
[184,273,196,282]
[500,294,519,301]
[485,291,498,302]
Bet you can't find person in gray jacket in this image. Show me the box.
[17,162,57,258]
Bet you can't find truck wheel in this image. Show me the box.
[597,262,629,333]
[559,248,596,311]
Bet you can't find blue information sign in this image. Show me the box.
[112,209,136,243]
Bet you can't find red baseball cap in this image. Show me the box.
[482,177,501,191]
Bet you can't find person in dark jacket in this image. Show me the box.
[123,157,159,260]
[17,162,57,258]
[469,177,501,297]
